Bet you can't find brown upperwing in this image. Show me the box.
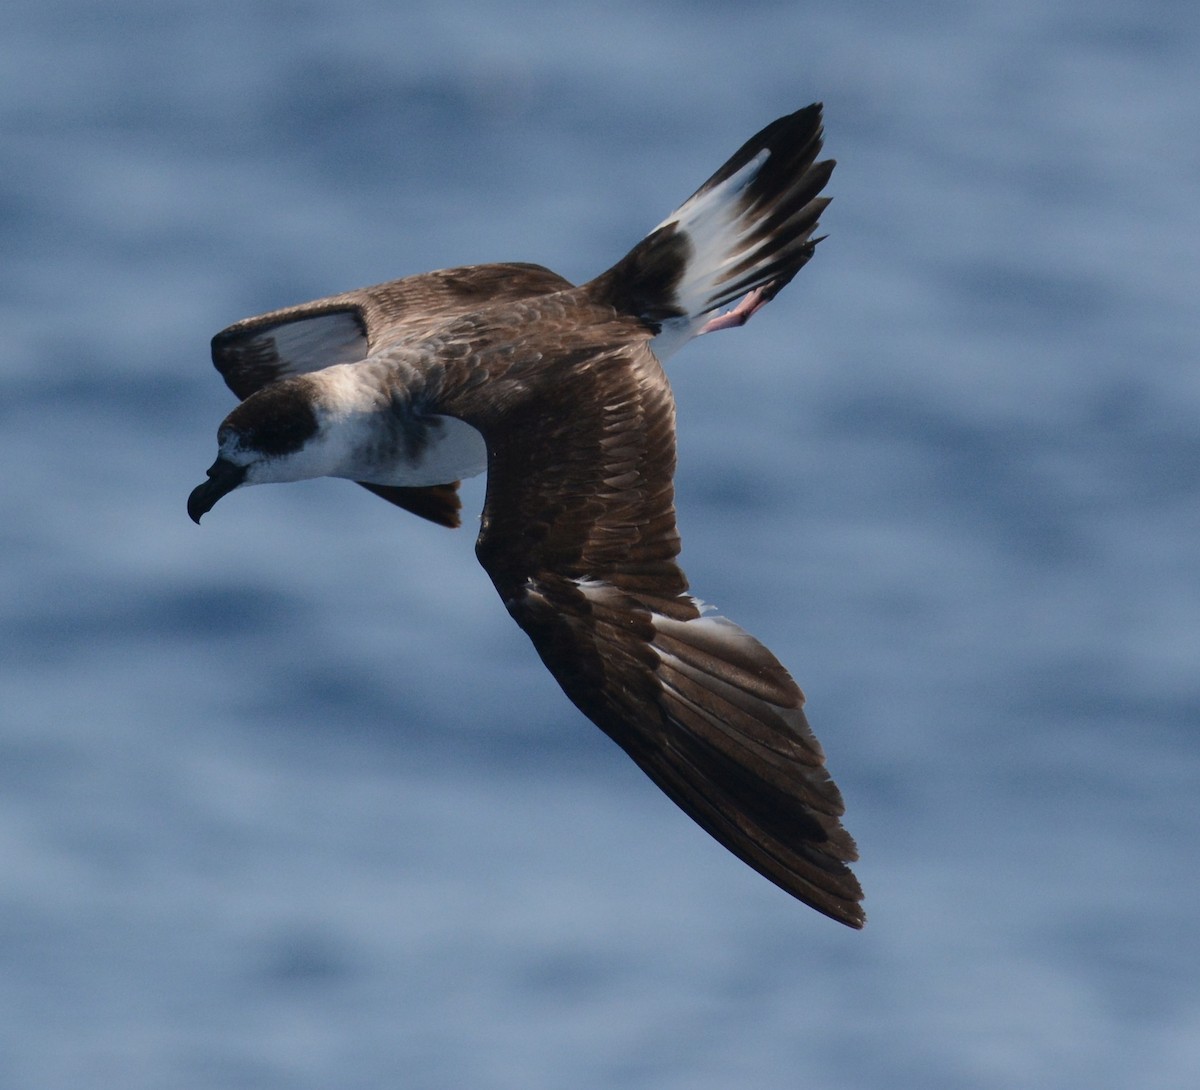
[208,263,575,528]
[463,336,863,926]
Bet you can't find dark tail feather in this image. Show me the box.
[586,104,834,359]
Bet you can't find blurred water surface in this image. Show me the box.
[2,1,1198,1087]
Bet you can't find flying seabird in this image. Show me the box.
[189,104,864,928]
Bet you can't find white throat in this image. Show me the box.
[237,363,488,488]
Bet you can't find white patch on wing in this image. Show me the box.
[573,576,708,616]
[266,312,368,374]
[574,578,717,639]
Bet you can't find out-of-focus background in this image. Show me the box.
[2,2,1197,1087]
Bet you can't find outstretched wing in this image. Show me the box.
[472,341,863,927]
[209,262,574,528]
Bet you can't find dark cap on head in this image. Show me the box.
[220,381,320,457]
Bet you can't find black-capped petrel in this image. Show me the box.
[189,104,864,927]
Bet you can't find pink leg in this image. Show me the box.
[697,285,773,336]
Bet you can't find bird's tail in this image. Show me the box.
[585,103,834,359]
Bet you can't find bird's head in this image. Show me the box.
[188,378,329,523]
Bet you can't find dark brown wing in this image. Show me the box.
[209,263,575,528]
[355,481,463,529]
[471,341,864,927]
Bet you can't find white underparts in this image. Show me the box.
[375,413,488,486]
[315,361,488,486]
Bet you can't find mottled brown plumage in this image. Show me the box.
[211,263,575,526]
[191,104,864,926]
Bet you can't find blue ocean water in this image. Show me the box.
[2,1,1198,1087]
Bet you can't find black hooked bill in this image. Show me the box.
[187,459,246,523]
